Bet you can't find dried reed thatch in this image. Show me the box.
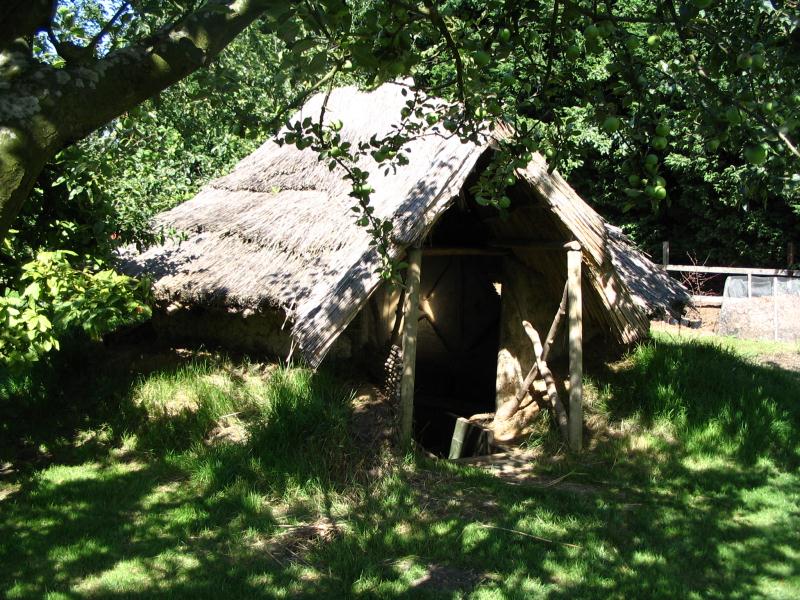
[119,82,688,367]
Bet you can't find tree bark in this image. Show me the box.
[0,0,283,239]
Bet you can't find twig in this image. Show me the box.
[475,523,582,548]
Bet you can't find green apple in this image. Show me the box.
[651,136,668,150]
[474,51,491,67]
[602,116,621,133]
[628,174,641,187]
[565,44,581,60]
[736,52,753,69]
[705,138,720,152]
[655,122,670,137]
[725,107,742,123]
[744,143,768,165]
[584,24,600,40]
[499,28,511,43]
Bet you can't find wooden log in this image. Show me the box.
[522,321,569,443]
[567,247,583,452]
[494,282,568,421]
[449,417,470,459]
[399,246,422,448]
[516,282,568,403]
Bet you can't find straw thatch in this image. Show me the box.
[119,81,688,367]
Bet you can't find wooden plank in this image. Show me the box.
[666,264,800,277]
[488,239,581,250]
[567,248,583,452]
[522,322,569,442]
[692,295,723,307]
[422,247,508,256]
[448,417,470,459]
[399,246,422,448]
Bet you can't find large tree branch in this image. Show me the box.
[0,0,285,239]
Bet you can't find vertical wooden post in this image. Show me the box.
[399,246,422,448]
[566,243,583,452]
[789,242,796,268]
[662,241,670,268]
[747,272,753,298]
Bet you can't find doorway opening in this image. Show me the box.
[412,208,502,456]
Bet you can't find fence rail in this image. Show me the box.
[665,264,800,277]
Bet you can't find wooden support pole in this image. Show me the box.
[399,246,422,448]
[523,322,569,443]
[662,241,669,268]
[567,246,583,452]
[789,242,796,268]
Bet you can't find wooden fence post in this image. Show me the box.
[566,244,583,452]
[789,242,796,268]
[662,241,669,268]
[399,246,422,448]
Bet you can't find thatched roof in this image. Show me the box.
[120,82,688,367]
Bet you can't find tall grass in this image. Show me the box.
[129,360,360,507]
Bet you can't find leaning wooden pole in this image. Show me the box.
[522,322,569,442]
[566,243,583,452]
[399,246,423,448]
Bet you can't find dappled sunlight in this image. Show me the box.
[1,338,799,597]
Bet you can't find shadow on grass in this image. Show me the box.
[587,333,800,470]
[1,337,799,598]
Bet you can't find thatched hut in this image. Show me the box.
[120,82,688,449]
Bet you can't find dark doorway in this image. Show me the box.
[413,253,502,455]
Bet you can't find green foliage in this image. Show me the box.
[0,251,151,367]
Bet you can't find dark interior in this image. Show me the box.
[412,203,503,456]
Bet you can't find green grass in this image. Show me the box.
[1,335,799,598]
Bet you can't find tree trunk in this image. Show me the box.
[0,0,282,239]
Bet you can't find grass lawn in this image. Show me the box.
[1,332,799,598]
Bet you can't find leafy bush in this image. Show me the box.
[0,251,151,367]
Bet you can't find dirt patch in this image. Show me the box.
[387,558,484,592]
[253,517,342,566]
[351,384,395,449]
[455,451,605,494]
[206,418,250,445]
